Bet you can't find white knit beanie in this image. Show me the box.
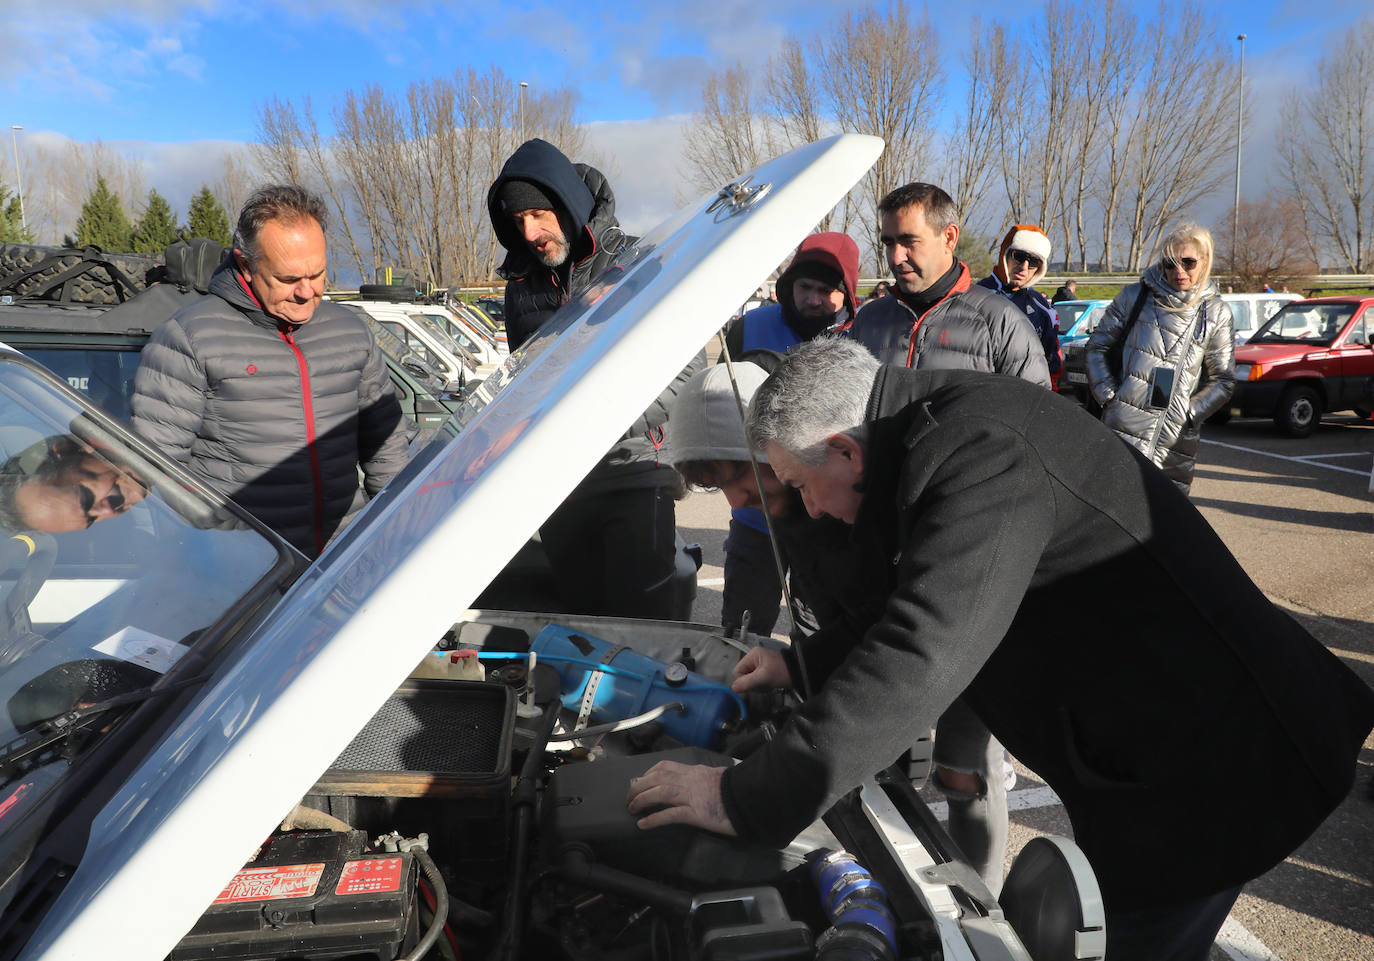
[668,362,770,467]
[999,224,1052,288]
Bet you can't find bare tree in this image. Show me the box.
[1279,19,1373,272]
[1219,195,1319,290]
[1117,4,1240,269]
[682,64,774,194]
[817,1,945,273]
[1093,6,1144,271]
[944,19,1014,237]
[17,140,146,245]
[214,146,259,224]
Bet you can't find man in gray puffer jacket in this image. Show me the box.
[131,184,409,557]
[845,183,1050,388]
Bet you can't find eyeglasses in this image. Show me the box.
[1010,250,1042,268]
[1162,257,1200,272]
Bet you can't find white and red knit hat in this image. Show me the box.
[998,224,1052,288]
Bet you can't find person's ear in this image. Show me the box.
[943,223,960,254]
[826,433,865,477]
[232,249,250,276]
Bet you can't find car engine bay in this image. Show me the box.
[166,615,952,961]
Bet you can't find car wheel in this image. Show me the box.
[1275,385,1321,438]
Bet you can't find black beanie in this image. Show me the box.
[498,179,557,215]
[790,260,844,292]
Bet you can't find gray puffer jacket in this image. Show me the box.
[1085,268,1234,493]
[845,264,1051,388]
[131,265,410,556]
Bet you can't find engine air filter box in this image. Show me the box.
[306,679,514,862]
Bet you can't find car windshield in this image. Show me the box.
[414,311,484,357]
[410,314,478,366]
[357,314,451,392]
[1056,302,1092,335]
[0,353,284,788]
[1249,303,1355,347]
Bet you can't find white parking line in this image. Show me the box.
[1216,916,1279,960]
[1202,438,1372,478]
[698,577,725,587]
[927,784,1063,821]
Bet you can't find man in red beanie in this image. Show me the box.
[716,232,860,640]
[977,224,1063,382]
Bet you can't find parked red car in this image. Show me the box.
[1229,296,1374,437]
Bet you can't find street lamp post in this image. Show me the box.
[1232,34,1246,282]
[8,125,25,231]
[519,81,528,143]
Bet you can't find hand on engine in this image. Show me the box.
[626,761,736,836]
[731,646,791,693]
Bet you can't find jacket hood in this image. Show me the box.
[208,261,287,331]
[487,139,615,271]
[776,232,860,332]
[1140,263,1219,312]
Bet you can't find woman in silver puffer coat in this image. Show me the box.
[1085,223,1234,494]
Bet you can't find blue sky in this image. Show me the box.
[1,0,1369,242]
[6,0,1366,144]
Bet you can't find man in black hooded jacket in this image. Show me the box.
[486,139,703,618]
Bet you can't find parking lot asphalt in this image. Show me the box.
[676,405,1374,961]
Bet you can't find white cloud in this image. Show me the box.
[582,117,693,234]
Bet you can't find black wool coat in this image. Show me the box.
[722,366,1373,912]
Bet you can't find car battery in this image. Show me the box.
[169,830,417,961]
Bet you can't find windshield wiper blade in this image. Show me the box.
[0,674,206,776]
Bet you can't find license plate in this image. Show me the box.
[1066,371,1087,384]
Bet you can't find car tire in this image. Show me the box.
[1354,404,1374,420]
[1275,385,1321,438]
[359,283,415,302]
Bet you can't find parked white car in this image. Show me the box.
[1221,291,1301,344]
[405,305,506,372]
[4,136,1101,961]
[341,300,482,388]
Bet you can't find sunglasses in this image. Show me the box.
[1010,250,1042,268]
[1162,257,1200,271]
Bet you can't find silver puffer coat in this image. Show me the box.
[1085,267,1234,493]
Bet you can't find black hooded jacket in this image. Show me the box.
[486,139,701,495]
[487,139,627,352]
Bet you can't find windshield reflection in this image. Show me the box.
[0,435,148,532]
[0,357,288,773]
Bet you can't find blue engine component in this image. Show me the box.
[529,624,745,749]
[811,849,898,961]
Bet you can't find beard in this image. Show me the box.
[533,233,570,268]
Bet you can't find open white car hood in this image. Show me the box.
[26,135,883,961]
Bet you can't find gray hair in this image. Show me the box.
[746,338,879,466]
[234,184,329,267]
[877,182,959,234]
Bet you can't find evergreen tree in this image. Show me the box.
[0,186,31,244]
[131,189,179,254]
[186,186,232,247]
[74,174,133,251]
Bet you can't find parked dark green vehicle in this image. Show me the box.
[0,291,459,437]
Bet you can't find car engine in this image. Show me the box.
[165,619,925,961]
